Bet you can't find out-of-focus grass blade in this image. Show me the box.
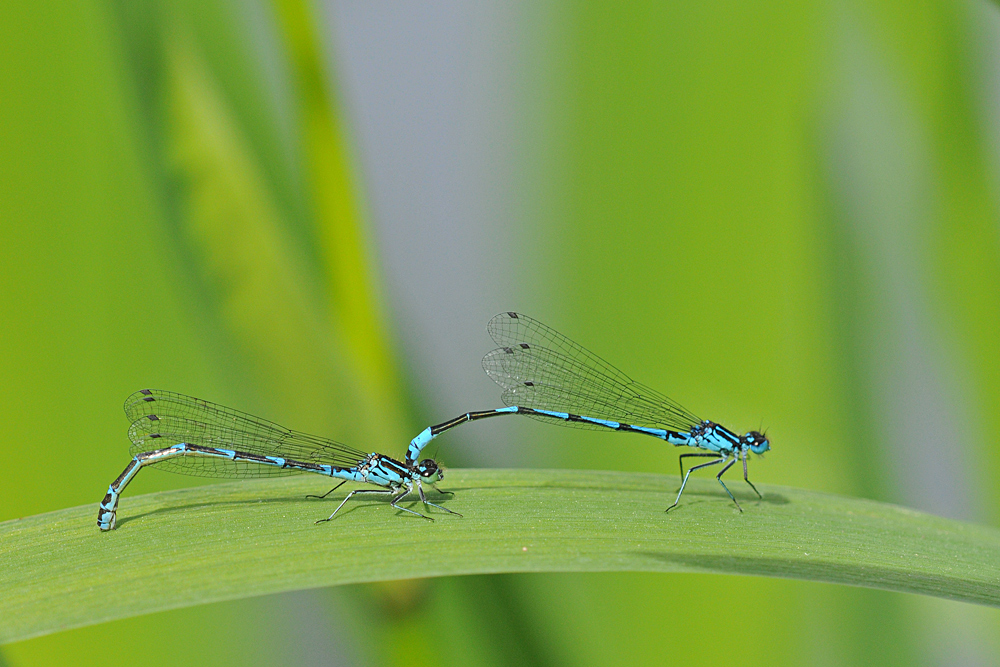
[3,467,1000,644]
[160,30,380,438]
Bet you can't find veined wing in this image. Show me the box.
[124,389,370,478]
[483,313,701,431]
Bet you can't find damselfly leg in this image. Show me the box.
[315,488,396,523]
[306,480,348,500]
[742,449,762,499]
[418,482,463,517]
[715,457,741,511]
[666,455,726,513]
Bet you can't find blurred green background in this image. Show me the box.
[3,0,1000,665]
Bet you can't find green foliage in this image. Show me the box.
[4,469,999,645]
[4,0,1000,664]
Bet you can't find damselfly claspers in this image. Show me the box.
[98,389,459,530]
[405,312,770,512]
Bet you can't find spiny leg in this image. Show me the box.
[418,481,462,517]
[431,483,454,497]
[742,449,762,499]
[716,457,741,512]
[389,487,435,520]
[678,452,720,481]
[665,455,725,513]
[315,488,393,523]
[306,480,347,500]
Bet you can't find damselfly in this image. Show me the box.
[98,389,459,530]
[405,312,770,511]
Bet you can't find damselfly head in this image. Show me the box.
[743,431,770,455]
[416,458,444,481]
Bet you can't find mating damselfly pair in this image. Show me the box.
[98,312,770,530]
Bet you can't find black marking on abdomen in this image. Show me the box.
[113,459,139,486]
[430,409,513,435]
[284,460,325,473]
[184,445,327,472]
[234,451,274,465]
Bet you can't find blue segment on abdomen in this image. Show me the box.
[666,432,693,446]
[330,468,365,482]
[535,409,569,420]
[580,416,620,429]
[627,425,668,438]
[100,485,118,511]
[119,458,142,485]
[407,426,433,461]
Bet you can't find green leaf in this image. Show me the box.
[3,468,999,644]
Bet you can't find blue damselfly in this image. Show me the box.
[98,389,459,530]
[406,312,770,511]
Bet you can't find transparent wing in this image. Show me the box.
[483,312,701,431]
[124,389,370,478]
